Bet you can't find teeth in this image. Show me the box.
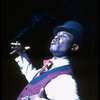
[51,42,56,44]
[52,40,56,43]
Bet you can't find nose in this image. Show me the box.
[51,35,60,43]
[54,35,59,39]
[51,36,58,43]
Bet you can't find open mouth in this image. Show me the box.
[51,39,57,44]
[51,41,56,44]
[51,41,57,45]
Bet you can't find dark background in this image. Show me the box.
[1,0,99,100]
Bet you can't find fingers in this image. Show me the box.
[10,41,22,55]
[10,41,21,50]
[10,41,31,55]
[10,41,21,46]
[10,41,31,49]
[24,46,30,50]
[10,50,16,55]
[10,41,22,51]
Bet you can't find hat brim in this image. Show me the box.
[53,26,82,43]
[54,25,79,35]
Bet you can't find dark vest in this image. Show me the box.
[17,66,72,100]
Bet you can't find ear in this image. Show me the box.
[71,43,79,51]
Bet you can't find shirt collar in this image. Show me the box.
[50,57,70,70]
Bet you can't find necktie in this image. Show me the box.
[35,59,53,77]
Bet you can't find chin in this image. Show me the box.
[50,47,58,53]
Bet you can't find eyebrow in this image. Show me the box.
[57,33,68,39]
[61,32,68,37]
[62,32,73,38]
[57,31,72,38]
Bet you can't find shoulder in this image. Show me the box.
[46,74,76,87]
[44,74,79,100]
[45,74,77,91]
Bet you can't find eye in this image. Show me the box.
[60,35,68,38]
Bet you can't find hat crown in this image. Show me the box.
[62,21,84,34]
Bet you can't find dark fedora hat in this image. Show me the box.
[53,21,84,43]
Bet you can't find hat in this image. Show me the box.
[53,21,84,43]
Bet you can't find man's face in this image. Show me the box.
[50,31,74,56]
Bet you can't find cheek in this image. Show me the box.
[59,41,70,51]
[59,39,67,47]
[59,45,67,51]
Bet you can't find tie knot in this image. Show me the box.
[35,59,53,77]
[43,59,53,70]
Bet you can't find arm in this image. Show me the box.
[10,41,39,82]
[15,53,39,82]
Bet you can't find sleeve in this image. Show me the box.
[15,53,39,82]
[44,74,80,100]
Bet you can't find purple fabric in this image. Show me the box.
[17,69,72,100]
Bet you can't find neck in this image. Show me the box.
[51,51,67,57]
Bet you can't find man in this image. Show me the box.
[10,20,84,100]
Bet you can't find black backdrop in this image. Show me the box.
[1,0,99,100]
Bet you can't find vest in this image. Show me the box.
[17,65,72,100]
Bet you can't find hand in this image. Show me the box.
[10,41,30,55]
[22,95,46,100]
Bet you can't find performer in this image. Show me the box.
[10,20,84,100]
